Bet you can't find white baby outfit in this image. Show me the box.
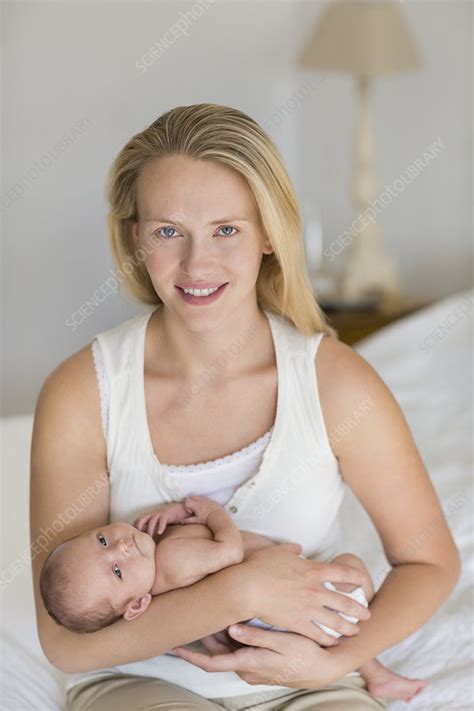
[64,306,364,699]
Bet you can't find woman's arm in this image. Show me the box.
[52,565,253,673]
[171,339,461,688]
[317,337,461,676]
[31,347,367,674]
[30,349,252,673]
[30,346,264,672]
[329,561,459,678]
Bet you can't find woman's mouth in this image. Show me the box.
[175,282,228,306]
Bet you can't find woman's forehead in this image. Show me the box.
[136,157,255,217]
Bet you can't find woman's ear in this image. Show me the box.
[262,238,274,255]
[123,593,152,622]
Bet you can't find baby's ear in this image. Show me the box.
[123,593,152,622]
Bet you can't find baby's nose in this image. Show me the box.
[118,538,134,554]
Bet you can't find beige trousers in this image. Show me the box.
[66,673,389,710]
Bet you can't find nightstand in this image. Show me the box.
[319,296,433,346]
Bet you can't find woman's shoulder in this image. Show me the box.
[42,342,97,394]
[37,343,104,445]
[38,309,155,429]
[316,333,356,368]
[314,335,387,455]
[315,334,379,389]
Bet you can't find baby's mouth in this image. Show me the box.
[132,533,142,556]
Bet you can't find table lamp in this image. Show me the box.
[298,0,423,306]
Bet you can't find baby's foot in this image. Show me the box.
[366,668,427,702]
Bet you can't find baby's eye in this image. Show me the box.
[98,533,107,546]
[113,563,122,580]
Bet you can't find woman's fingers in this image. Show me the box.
[309,623,342,646]
[171,646,255,673]
[318,562,367,590]
[294,620,340,646]
[314,608,360,637]
[227,623,294,651]
[171,624,288,672]
[269,613,341,646]
[320,588,370,621]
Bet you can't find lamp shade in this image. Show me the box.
[298,0,422,76]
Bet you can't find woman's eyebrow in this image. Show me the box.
[144,216,250,225]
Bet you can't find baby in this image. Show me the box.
[40,495,426,702]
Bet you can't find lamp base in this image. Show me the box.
[338,221,401,305]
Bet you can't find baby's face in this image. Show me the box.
[56,522,157,617]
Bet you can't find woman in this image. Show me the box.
[30,103,460,710]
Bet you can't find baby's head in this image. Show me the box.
[40,522,157,633]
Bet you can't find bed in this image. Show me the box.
[1,289,472,710]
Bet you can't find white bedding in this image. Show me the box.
[1,289,472,710]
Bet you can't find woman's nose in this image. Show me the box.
[180,239,216,273]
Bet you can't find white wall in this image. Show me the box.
[2,0,472,415]
[297,0,473,299]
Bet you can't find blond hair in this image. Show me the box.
[106,103,338,339]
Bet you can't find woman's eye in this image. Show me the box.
[157,226,178,239]
[113,563,122,580]
[218,225,238,237]
[155,225,238,239]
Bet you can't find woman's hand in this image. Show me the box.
[235,545,371,646]
[198,629,242,654]
[172,624,343,689]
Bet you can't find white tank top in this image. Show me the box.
[65,307,348,699]
[91,333,274,505]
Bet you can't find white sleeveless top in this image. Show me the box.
[90,332,275,505]
[65,307,349,698]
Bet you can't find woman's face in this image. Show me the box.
[56,522,156,619]
[132,155,273,324]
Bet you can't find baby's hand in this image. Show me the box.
[133,502,189,536]
[181,495,221,525]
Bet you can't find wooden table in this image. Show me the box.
[319,296,433,346]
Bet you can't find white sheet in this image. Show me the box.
[1,289,472,710]
[340,289,473,710]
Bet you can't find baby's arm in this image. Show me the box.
[182,495,244,565]
[161,496,244,586]
[133,501,190,536]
